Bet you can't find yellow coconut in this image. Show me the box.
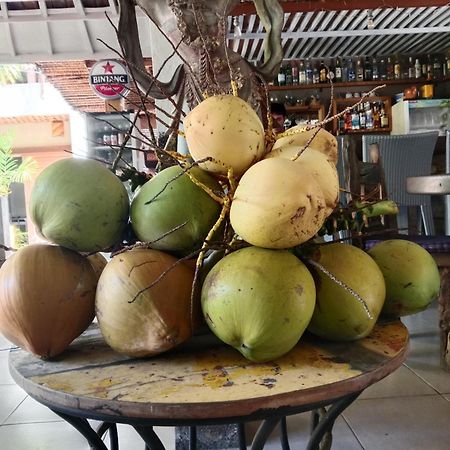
[230,158,327,249]
[272,125,338,165]
[265,146,339,216]
[184,95,265,177]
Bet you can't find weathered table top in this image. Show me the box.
[9,321,408,422]
[406,174,450,195]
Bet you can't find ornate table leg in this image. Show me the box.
[133,425,165,450]
[52,410,109,450]
[250,417,281,450]
[95,422,119,450]
[279,416,290,450]
[306,392,361,450]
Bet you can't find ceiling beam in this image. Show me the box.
[230,25,450,40]
[232,1,450,15]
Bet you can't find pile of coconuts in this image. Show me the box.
[0,94,440,363]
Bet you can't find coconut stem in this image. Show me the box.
[305,258,373,320]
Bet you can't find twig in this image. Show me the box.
[0,243,16,252]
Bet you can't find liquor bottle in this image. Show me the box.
[313,63,320,84]
[359,103,367,129]
[386,57,394,80]
[277,65,286,86]
[365,102,374,129]
[444,55,449,77]
[372,57,379,80]
[446,55,450,76]
[285,64,293,85]
[351,108,360,130]
[305,59,313,84]
[433,55,442,79]
[335,57,343,82]
[415,58,422,79]
[373,103,381,128]
[408,57,415,79]
[298,60,306,84]
[379,58,387,81]
[394,56,401,80]
[356,58,364,81]
[291,61,299,84]
[380,104,389,128]
[342,60,348,82]
[344,111,352,132]
[319,61,328,83]
[328,63,335,82]
[364,56,373,81]
[338,114,345,132]
[426,54,433,81]
[348,58,356,82]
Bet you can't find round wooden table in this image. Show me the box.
[8,321,409,450]
[406,174,450,195]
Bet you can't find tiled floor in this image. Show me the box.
[0,303,449,449]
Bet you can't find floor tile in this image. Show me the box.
[0,385,27,425]
[245,414,363,450]
[116,423,175,449]
[0,351,15,385]
[343,395,450,450]
[4,395,61,424]
[359,365,437,399]
[0,421,89,450]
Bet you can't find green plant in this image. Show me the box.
[0,65,27,85]
[0,132,38,197]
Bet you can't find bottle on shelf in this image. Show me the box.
[422,57,428,79]
[373,103,381,128]
[319,60,328,83]
[344,110,352,132]
[415,58,422,79]
[356,57,364,81]
[433,55,442,79]
[351,108,360,130]
[338,114,345,132]
[347,58,356,82]
[379,58,387,81]
[372,57,379,81]
[386,57,394,80]
[446,55,450,76]
[328,62,335,82]
[364,56,373,81]
[359,103,367,129]
[408,56,415,79]
[313,63,320,84]
[365,102,374,129]
[277,65,286,86]
[394,55,401,80]
[305,59,313,84]
[426,54,433,81]
[335,57,343,82]
[291,61,299,84]
[443,55,449,77]
[298,60,306,84]
[380,103,389,128]
[285,64,293,85]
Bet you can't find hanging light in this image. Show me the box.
[233,16,242,38]
[367,11,375,30]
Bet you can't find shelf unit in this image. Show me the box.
[331,96,392,135]
[268,76,450,92]
[285,103,326,123]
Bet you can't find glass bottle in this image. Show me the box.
[394,56,401,80]
[373,103,381,128]
[386,57,394,80]
[347,58,356,82]
[335,57,343,82]
[426,54,433,81]
[291,61,299,84]
[372,57,379,80]
[365,102,374,129]
[277,65,286,86]
[344,111,352,132]
[364,56,373,81]
[433,55,442,79]
[285,64,293,85]
[415,58,422,79]
[356,57,364,81]
[305,59,313,84]
[313,63,320,84]
[319,60,328,83]
[379,58,387,81]
[351,108,360,130]
[359,103,367,129]
[408,56,415,79]
[380,104,389,128]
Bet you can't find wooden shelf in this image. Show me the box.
[269,76,450,91]
[337,127,391,135]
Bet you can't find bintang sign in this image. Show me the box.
[89,60,130,100]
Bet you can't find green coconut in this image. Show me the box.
[368,239,440,317]
[130,165,222,255]
[307,243,386,341]
[201,247,316,362]
[30,158,129,253]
